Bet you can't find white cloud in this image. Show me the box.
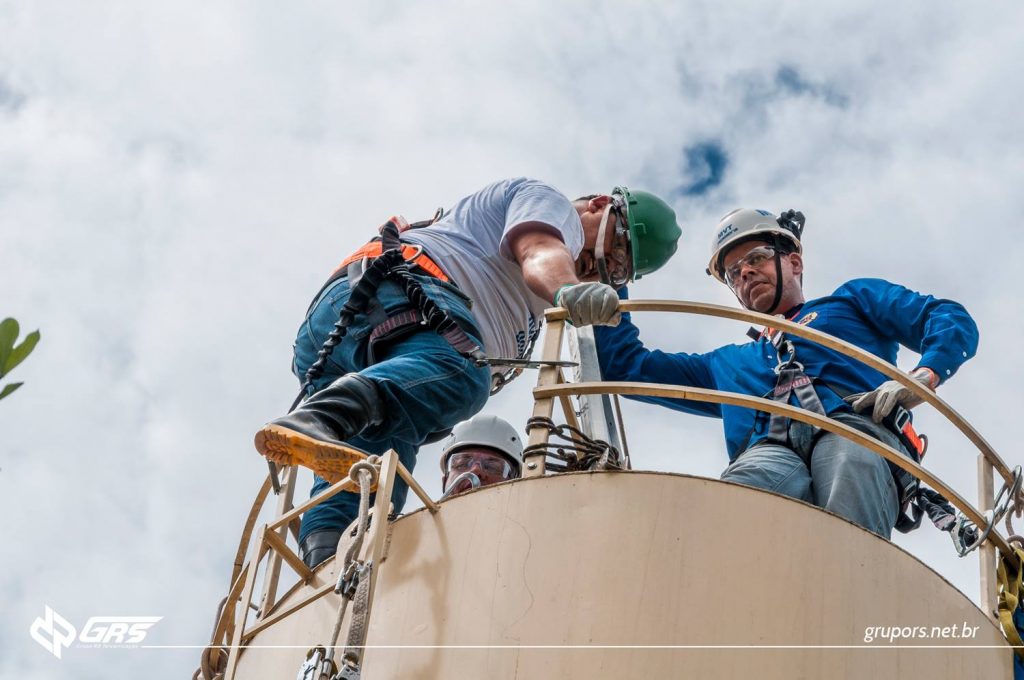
[3,1,1022,676]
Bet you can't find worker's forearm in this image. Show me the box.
[520,250,579,304]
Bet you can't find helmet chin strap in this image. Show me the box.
[594,203,613,285]
[764,249,785,315]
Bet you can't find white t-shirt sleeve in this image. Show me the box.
[497,177,584,261]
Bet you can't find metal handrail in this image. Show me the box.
[533,380,1017,561]
[612,300,1014,484]
[201,451,436,680]
[526,301,1019,620]
[201,295,1017,678]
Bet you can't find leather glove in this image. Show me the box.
[846,367,939,423]
[555,282,621,327]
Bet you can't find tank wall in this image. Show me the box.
[234,472,1012,679]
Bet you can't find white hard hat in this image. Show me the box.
[439,414,524,475]
[707,208,803,283]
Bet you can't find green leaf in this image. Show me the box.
[3,329,40,375]
[0,318,18,373]
[0,382,23,400]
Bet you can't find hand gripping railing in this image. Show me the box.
[523,300,1021,623]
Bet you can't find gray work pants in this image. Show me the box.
[721,412,901,538]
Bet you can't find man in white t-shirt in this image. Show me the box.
[255,177,681,568]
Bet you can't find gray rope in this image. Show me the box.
[323,457,380,668]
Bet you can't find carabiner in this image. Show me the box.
[774,339,802,374]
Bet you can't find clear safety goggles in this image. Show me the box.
[724,245,777,288]
[447,451,515,480]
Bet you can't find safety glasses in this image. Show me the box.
[724,245,776,288]
[448,451,514,479]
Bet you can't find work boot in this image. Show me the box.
[299,529,343,569]
[255,374,385,482]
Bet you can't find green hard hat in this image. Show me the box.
[614,187,682,280]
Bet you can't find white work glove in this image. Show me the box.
[555,282,622,327]
[846,367,939,423]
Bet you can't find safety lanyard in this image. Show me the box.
[765,338,828,445]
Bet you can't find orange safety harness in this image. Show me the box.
[334,241,450,283]
[294,216,487,408]
[299,211,575,401]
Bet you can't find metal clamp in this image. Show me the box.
[333,661,362,680]
[337,562,361,599]
[773,339,803,374]
[952,465,1022,557]
[297,646,336,680]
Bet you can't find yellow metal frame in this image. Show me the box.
[202,451,437,680]
[204,297,1017,677]
[524,301,1018,621]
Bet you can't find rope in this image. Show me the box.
[339,459,379,587]
[523,417,624,472]
[301,455,380,680]
[293,250,404,409]
[194,597,229,679]
[293,218,489,411]
[198,638,225,679]
[326,459,378,657]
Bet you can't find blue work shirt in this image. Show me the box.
[593,278,979,460]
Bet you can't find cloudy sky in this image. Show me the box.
[3,1,1023,677]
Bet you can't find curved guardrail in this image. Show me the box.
[525,301,1021,621]
[619,300,1014,483]
[533,380,1012,555]
[198,296,1021,679]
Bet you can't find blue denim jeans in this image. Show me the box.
[292,272,491,541]
[721,412,900,538]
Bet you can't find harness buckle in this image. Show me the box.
[891,405,911,433]
[400,243,424,263]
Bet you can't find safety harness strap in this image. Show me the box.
[368,309,422,346]
[766,365,826,451]
[292,217,486,411]
[336,241,450,283]
[745,334,950,535]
